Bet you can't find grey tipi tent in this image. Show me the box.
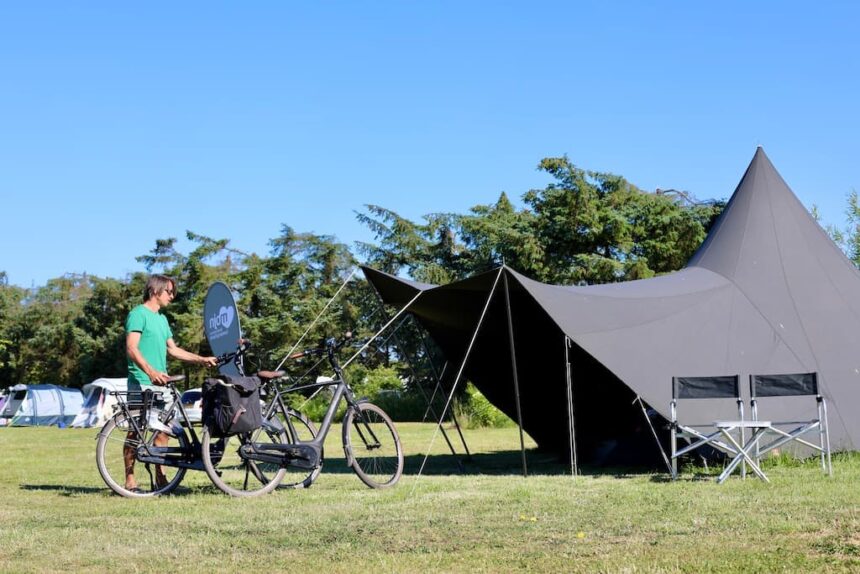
[363,148,860,464]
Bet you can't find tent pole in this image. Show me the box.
[410,370,465,470]
[412,267,505,493]
[413,320,472,459]
[634,396,673,475]
[503,270,528,478]
[421,360,448,421]
[565,337,578,477]
[367,289,465,468]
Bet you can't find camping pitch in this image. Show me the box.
[0,384,83,427]
[364,148,860,467]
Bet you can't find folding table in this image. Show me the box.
[714,420,774,484]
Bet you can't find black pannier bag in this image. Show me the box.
[202,376,263,437]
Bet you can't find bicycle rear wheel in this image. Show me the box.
[342,402,403,488]
[273,408,322,489]
[96,412,187,498]
[201,421,288,497]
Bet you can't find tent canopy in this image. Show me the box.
[363,148,860,464]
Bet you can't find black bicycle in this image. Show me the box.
[95,374,208,498]
[198,341,321,496]
[95,346,315,498]
[201,335,404,496]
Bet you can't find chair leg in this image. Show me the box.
[819,425,826,473]
[670,426,678,479]
[820,401,833,477]
[823,405,833,477]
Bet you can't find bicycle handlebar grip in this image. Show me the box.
[215,340,253,367]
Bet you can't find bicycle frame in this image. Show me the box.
[108,385,208,471]
[250,347,379,469]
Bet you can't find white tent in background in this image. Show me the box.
[71,378,127,428]
[0,392,8,426]
[0,384,83,427]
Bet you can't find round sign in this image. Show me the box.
[203,282,243,376]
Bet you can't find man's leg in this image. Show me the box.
[154,431,170,489]
[124,430,138,490]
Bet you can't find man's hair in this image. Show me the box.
[144,275,175,302]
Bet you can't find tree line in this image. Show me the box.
[18,154,841,393]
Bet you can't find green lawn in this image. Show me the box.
[0,424,858,573]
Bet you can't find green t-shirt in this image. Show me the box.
[126,304,173,388]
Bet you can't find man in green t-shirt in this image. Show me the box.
[124,274,217,492]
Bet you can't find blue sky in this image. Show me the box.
[2,2,858,287]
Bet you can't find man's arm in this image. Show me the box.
[166,339,218,367]
[126,331,170,385]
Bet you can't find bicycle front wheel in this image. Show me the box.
[96,412,187,498]
[201,421,288,497]
[342,402,403,488]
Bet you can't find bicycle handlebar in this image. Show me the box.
[288,332,354,360]
[215,339,252,367]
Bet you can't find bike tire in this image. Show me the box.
[342,402,403,489]
[201,421,288,497]
[274,409,322,489]
[96,412,187,498]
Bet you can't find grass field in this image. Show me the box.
[0,423,858,573]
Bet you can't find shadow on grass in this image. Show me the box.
[323,449,666,478]
[648,472,717,483]
[20,482,218,497]
[20,484,106,495]
[19,450,671,497]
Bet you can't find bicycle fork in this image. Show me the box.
[344,407,382,467]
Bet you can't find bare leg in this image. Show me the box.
[124,430,138,490]
[154,431,170,489]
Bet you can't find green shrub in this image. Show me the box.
[453,383,515,429]
[290,365,407,422]
[348,364,403,399]
[284,369,514,428]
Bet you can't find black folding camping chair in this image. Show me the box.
[669,375,743,479]
[749,372,832,476]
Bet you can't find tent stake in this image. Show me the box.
[503,270,528,477]
[411,267,504,495]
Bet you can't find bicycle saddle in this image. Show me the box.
[256,370,286,381]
